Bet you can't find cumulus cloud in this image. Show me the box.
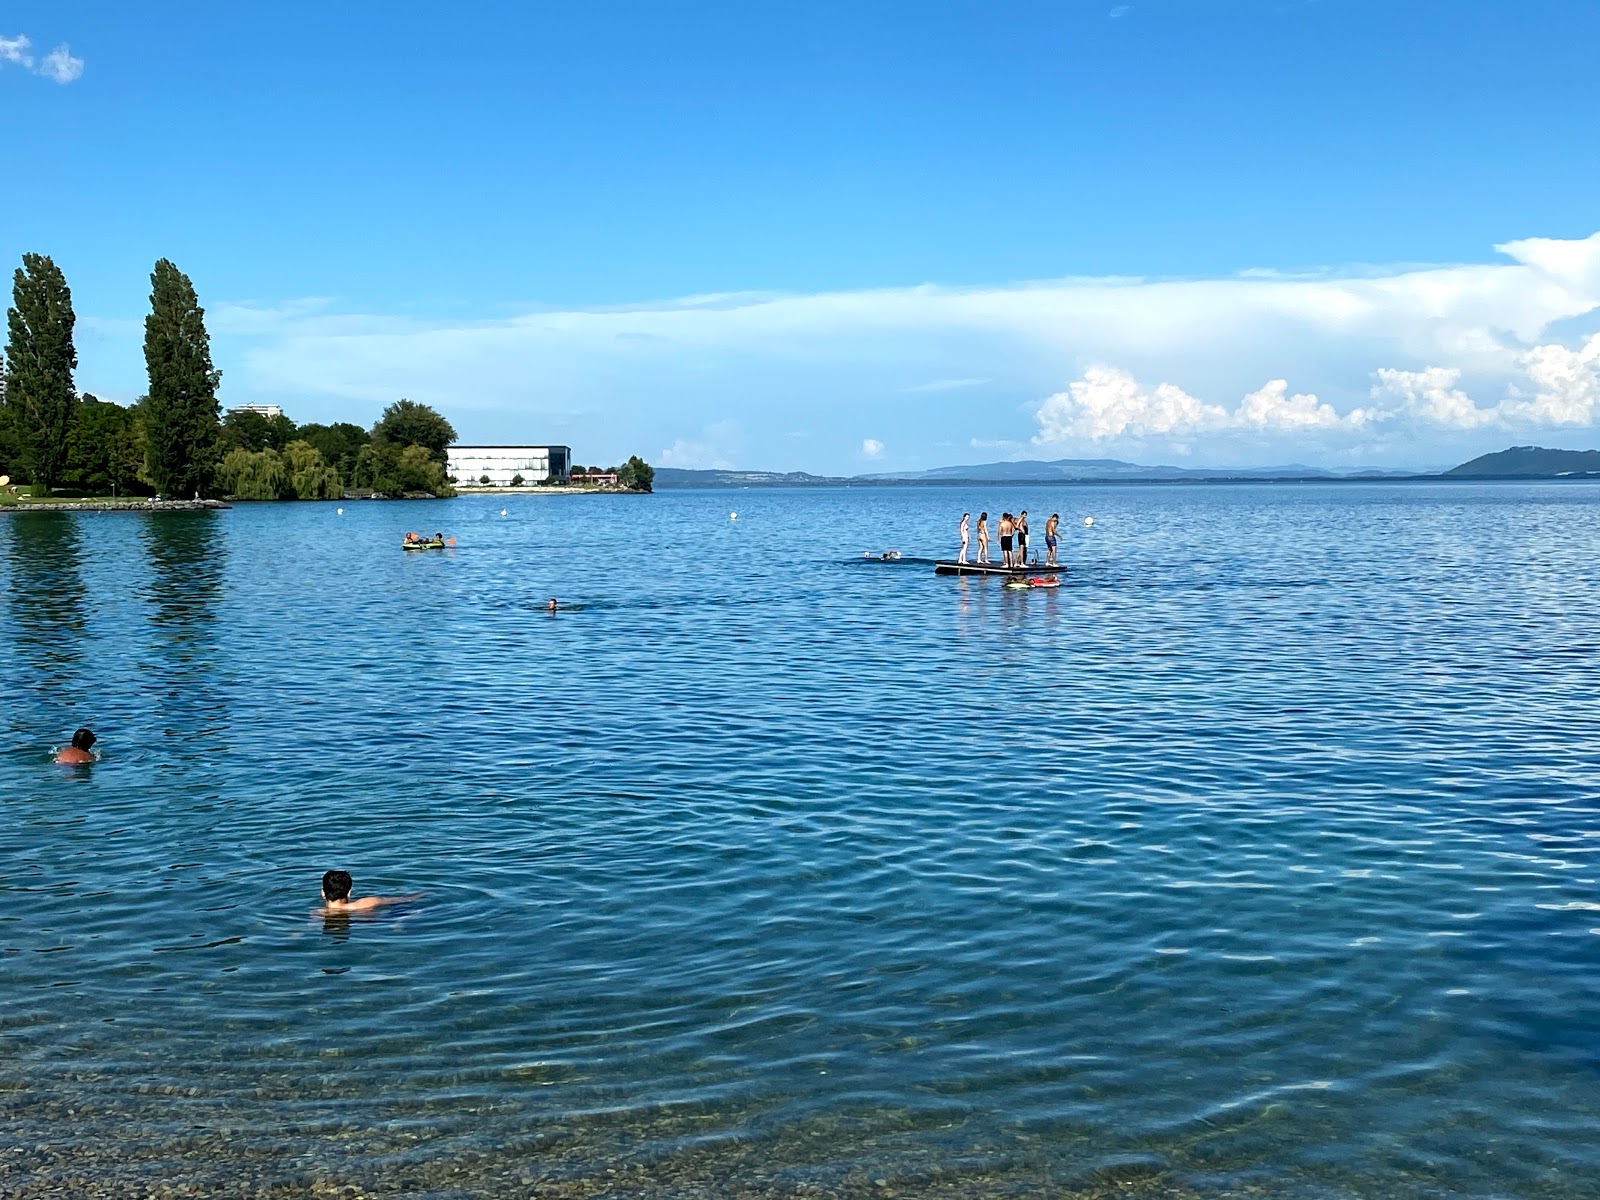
[1033,368,1369,445]
[658,420,743,470]
[1370,366,1495,429]
[0,34,84,83]
[1511,333,1600,426]
[861,438,885,458]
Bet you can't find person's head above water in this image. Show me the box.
[71,728,96,751]
[546,598,558,611]
[322,870,354,902]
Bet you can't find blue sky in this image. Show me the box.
[3,1,1599,472]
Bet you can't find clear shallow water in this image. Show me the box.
[3,483,1599,1199]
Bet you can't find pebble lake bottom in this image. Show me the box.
[2,483,1599,1200]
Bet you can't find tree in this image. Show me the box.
[3,253,79,489]
[355,441,454,497]
[222,408,297,453]
[66,396,147,494]
[370,399,456,465]
[142,259,221,498]
[217,447,289,500]
[283,439,341,499]
[616,455,654,492]
[510,473,524,487]
[297,421,369,484]
[479,474,491,485]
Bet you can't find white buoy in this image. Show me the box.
[1084,516,1094,527]
[336,507,343,515]
[730,512,737,520]
[501,509,508,517]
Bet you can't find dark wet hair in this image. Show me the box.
[979,512,987,520]
[71,728,96,750]
[322,870,353,902]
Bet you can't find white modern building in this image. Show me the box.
[448,445,572,485]
[227,404,285,419]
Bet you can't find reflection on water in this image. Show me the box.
[2,513,86,741]
[138,512,229,752]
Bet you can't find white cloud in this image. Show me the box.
[0,34,84,83]
[861,438,885,458]
[1033,369,1368,445]
[38,45,83,83]
[1370,366,1495,429]
[902,377,988,393]
[72,228,1600,471]
[658,420,742,470]
[1510,333,1600,426]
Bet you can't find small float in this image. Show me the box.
[402,539,450,551]
[1027,576,1061,588]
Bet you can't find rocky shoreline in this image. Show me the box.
[1,498,230,513]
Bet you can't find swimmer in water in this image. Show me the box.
[319,870,419,914]
[54,727,97,764]
[547,598,559,612]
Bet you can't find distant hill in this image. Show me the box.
[1443,446,1600,477]
[655,459,1421,488]
[653,467,845,488]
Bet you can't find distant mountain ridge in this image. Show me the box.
[654,458,1414,488]
[654,447,1600,489]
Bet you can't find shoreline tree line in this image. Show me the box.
[1,254,652,500]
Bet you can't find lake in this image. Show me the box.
[3,483,1599,1198]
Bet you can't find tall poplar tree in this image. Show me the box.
[3,253,79,489]
[142,259,221,498]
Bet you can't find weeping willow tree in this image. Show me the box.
[218,441,341,500]
[217,447,288,500]
[284,439,341,500]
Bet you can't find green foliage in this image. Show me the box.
[283,439,341,499]
[217,447,289,500]
[479,474,491,485]
[356,440,454,497]
[222,408,298,453]
[618,455,654,492]
[66,396,148,494]
[370,399,456,465]
[296,421,369,484]
[570,465,586,477]
[216,440,341,501]
[510,473,524,487]
[4,253,79,488]
[142,259,222,498]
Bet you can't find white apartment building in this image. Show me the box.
[227,404,285,419]
[447,445,572,485]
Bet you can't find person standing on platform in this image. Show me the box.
[998,512,1015,568]
[976,512,990,564]
[1045,513,1060,565]
[958,513,971,563]
[1016,511,1030,566]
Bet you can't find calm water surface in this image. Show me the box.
[3,484,1599,1198]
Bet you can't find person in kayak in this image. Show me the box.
[55,728,97,764]
[320,870,419,913]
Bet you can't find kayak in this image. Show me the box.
[402,541,447,551]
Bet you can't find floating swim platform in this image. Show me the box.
[933,560,1064,577]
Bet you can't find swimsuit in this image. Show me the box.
[1046,534,1058,549]
[1000,535,1013,552]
